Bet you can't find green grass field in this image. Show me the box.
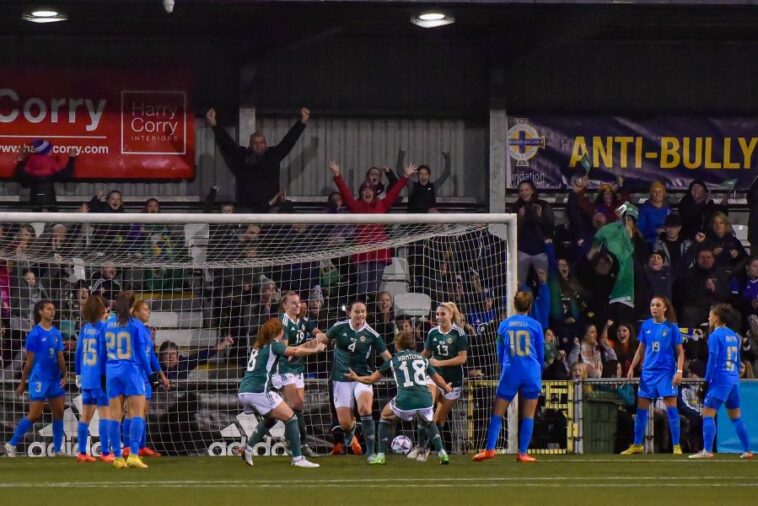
[0,454,754,506]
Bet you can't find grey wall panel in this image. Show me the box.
[256,116,486,201]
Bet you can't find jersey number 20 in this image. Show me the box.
[508,330,531,357]
[106,331,132,360]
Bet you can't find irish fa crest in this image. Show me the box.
[508,118,546,167]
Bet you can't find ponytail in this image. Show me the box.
[439,302,462,326]
[115,291,135,326]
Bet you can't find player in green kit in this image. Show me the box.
[237,317,326,468]
[408,302,468,461]
[274,292,327,457]
[316,301,391,460]
[346,331,453,465]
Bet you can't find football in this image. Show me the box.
[390,435,412,455]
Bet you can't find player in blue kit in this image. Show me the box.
[74,294,113,463]
[5,300,67,457]
[473,291,543,463]
[622,296,684,455]
[690,303,753,459]
[121,299,169,459]
[100,292,154,469]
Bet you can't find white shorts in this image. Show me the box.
[443,387,462,401]
[389,398,433,423]
[272,373,304,390]
[238,391,283,416]
[333,381,373,409]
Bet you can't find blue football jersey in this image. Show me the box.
[705,326,740,383]
[75,321,106,389]
[130,318,159,380]
[26,324,63,381]
[638,319,682,374]
[101,317,152,377]
[496,314,544,373]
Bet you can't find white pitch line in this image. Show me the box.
[0,476,753,489]
[0,483,757,489]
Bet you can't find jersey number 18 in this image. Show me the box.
[398,360,426,387]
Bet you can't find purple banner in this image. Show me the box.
[507,116,758,190]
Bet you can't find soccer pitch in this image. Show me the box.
[0,455,753,506]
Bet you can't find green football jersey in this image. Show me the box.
[277,313,309,375]
[380,349,437,411]
[423,324,468,387]
[327,320,387,381]
[238,341,287,394]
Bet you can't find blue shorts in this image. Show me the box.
[106,366,146,399]
[145,380,152,401]
[638,372,676,399]
[704,381,740,410]
[82,387,110,407]
[496,369,541,402]
[29,378,64,401]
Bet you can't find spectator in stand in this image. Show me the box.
[84,190,133,254]
[748,175,758,249]
[577,250,616,329]
[565,175,591,247]
[328,160,415,300]
[396,150,451,213]
[703,212,747,275]
[678,359,705,453]
[730,255,758,333]
[567,323,617,378]
[678,180,728,240]
[90,262,122,305]
[635,251,674,318]
[371,291,396,348]
[543,328,569,380]
[606,321,637,377]
[591,203,639,324]
[363,166,398,200]
[306,285,333,331]
[205,107,309,212]
[510,180,554,283]
[158,337,234,381]
[680,248,730,327]
[575,177,631,223]
[14,139,75,212]
[11,269,50,331]
[654,214,694,277]
[545,240,586,351]
[637,181,672,245]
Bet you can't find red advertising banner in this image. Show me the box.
[0,67,195,180]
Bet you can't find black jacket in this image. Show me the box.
[212,121,305,212]
[15,156,75,210]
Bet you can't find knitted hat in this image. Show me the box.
[30,138,52,155]
[309,285,325,305]
[616,201,639,220]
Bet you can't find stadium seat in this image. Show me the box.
[184,223,209,266]
[382,257,411,283]
[155,328,218,347]
[394,292,432,318]
[379,280,409,298]
[149,311,204,329]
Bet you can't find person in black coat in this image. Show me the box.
[395,149,451,213]
[677,180,728,240]
[206,107,309,212]
[510,180,555,283]
[747,175,758,251]
[15,139,75,211]
[680,247,731,327]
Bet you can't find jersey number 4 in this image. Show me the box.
[398,360,426,387]
[508,330,531,357]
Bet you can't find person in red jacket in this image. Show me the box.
[329,160,416,300]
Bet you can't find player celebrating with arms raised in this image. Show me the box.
[237,317,325,468]
[621,296,684,456]
[473,291,543,463]
[690,304,753,459]
[317,301,391,460]
[346,330,453,465]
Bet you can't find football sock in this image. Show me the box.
[377,419,392,454]
[703,416,716,453]
[484,414,502,451]
[122,418,132,450]
[343,422,356,448]
[129,417,145,455]
[140,420,147,449]
[732,418,750,453]
[10,417,33,446]
[285,416,302,458]
[422,420,444,453]
[294,409,307,443]
[99,418,110,455]
[416,423,429,449]
[519,417,534,455]
[361,415,376,457]
[52,420,64,453]
[633,408,648,446]
[247,419,269,447]
[109,420,122,457]
[77,422,89,454]
[666,407,681,446]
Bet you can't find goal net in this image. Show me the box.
[0,212,517,457]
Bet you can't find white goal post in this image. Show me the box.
[0,212,518,456]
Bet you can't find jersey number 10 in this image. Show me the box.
[508,330,531,357]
